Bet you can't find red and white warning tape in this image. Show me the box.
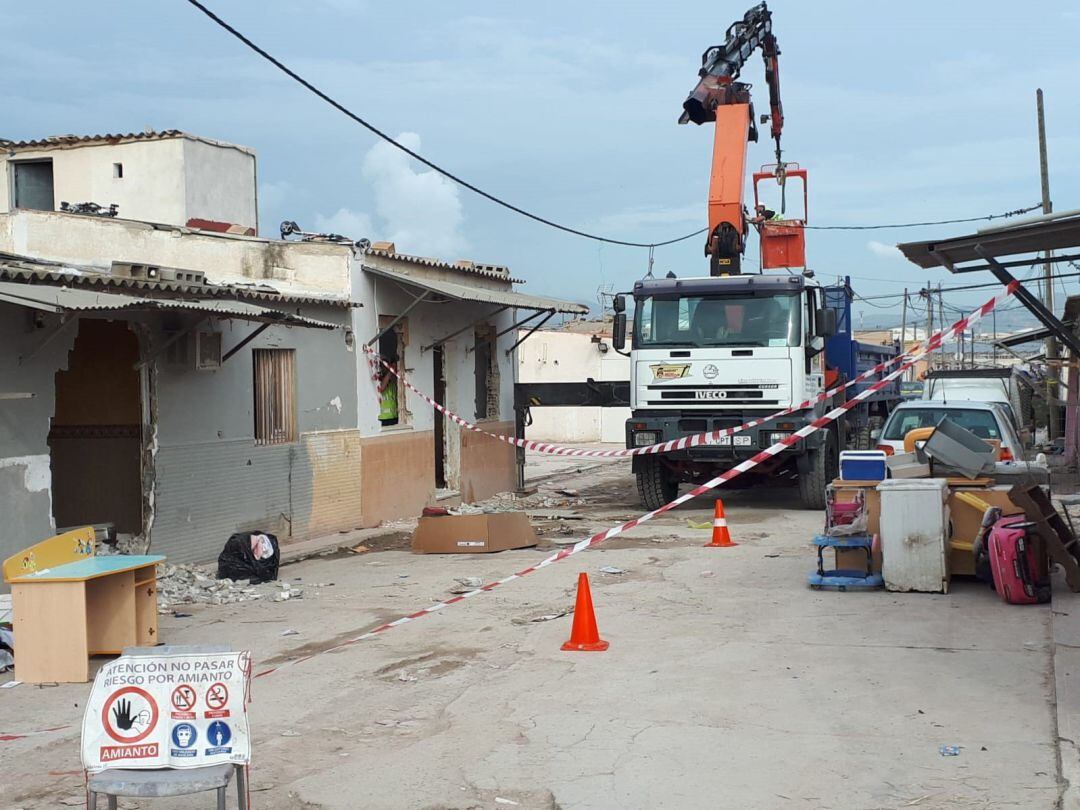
[256,284,1017,678]
[365,282,1018,458]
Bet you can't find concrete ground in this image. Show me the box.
[2,459,1076,810]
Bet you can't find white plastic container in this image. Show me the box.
[876,478,950,593]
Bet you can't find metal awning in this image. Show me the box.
[897,210,1080,272]
[0,281,340,329]
[362,264,588,315]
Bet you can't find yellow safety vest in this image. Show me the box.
[379,378,398,421]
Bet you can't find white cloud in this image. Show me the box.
[313,132,468,258]
[313,207,374,239]
[867,240,903,259]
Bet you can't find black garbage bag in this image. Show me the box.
[217,531,280,583]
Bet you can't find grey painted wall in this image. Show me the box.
[150,304,361,562]
[0,303,77,568]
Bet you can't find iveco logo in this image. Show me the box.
[703,364,719,380]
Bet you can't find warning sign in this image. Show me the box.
[171,684,197,719]
[82,651,251,773]
[204,682,229,718]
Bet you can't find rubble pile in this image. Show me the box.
[453,487,587,515]
[155,564,307,609]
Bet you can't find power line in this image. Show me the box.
[856,267,1080,302]
[183,1,1046,251]
[182,0,705,249]
[805,205,1041,231]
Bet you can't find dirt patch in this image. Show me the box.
[374,649,481,683]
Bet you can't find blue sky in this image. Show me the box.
[4,0,1078,324]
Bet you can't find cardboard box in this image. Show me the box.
[411,512,539,554]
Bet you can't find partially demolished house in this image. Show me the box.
[0,131,586,566]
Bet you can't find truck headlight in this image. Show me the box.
[768,431,794,445]
[633,431,660,447]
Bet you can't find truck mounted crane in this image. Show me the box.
[610,2,901,510]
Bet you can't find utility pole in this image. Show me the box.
[938,284,945,367]
[923,287,934,374]
[1038,88,1060,439]
[900,290,908,380]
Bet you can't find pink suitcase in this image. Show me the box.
[987,516,1051,605]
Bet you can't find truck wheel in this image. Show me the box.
[798,428,838,510]
[637,457,677,511]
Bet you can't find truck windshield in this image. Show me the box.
[635,293,801,348]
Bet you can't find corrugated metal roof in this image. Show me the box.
[363,248,525,284]
[0,281,340,329]
[363,264,588,315]
[0,130,254,155]
[0,253,349,307]
[897,210,1080,271]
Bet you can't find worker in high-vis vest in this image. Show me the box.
[378,363,399,425]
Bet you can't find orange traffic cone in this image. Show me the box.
[705,499,738,547]
[561,573,609,652]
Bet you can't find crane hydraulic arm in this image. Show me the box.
[681,2,785,276]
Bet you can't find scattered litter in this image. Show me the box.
[280,730,301,737]
[495,799,520,807]
[2,680,21,689]
[172,611,193,618]
[398,574,410,579]
[556,488,580,497]
[686,519,712,530]
[512,608,572,625]
[938,745,961,757]
[397,671,418,683]
[700,571,715,578]
[599,566,626,575]
[280,629,300,636]
[350,544,370,554]
[763,554,781,559]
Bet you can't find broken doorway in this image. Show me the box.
[49,319,143,536]
[433,345,447,489]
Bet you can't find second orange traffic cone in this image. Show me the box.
[561,573,609,651]
[705,499,738,547]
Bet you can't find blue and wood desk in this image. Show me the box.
[2,527,165,683]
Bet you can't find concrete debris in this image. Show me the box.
[450,576,485,593]
[156,563,304,608]
[454,488,588,516]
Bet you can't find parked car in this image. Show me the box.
[899,380,924,401]
[874,400,1023,460]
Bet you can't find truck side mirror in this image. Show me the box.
[816,308,837,337]
[613,294,626,313]
[612,312,627,352]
